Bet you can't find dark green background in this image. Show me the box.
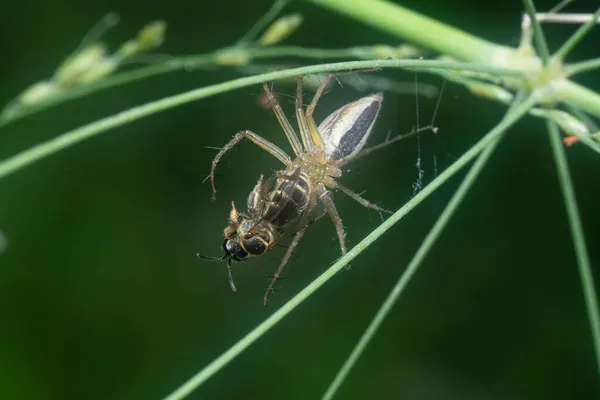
[1,0,599,399]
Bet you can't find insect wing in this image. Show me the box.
[317,92,383,160]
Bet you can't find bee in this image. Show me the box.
[199,73,422,304]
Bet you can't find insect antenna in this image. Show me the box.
[197,253,237,292]
[226,258,237,292]
[196,253,227,262]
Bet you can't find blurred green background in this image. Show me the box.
[1,0,599,399]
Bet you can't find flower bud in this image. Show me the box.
[259,13,303,46]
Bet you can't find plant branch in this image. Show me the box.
[0,45,422,128]
[0,59,523,181]
[306,0,600,125]
[522,0,551,63]
[566,57,600,76]
[554,80,600,122]
[548,0,575,14]
[554,8,600,61]
[547,121,600,378]
[565,104,599,133]
[236,0,289,46]
[306,0,509,63]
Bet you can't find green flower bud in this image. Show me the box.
[136,21,167,52]
[54,44,107,87]
[259,13,303,46]
[18,81,60,106]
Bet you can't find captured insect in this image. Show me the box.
[199,72,427,305]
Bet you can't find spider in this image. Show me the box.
[200,72,424,305]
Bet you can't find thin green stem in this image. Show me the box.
[0,45,423,128]
[522,0,551,64]
[548,0,574,14]
[307,0,600,119]
[0,59,523,181]
[236,0,288,46]
[321,92,534,400]
[566,57,600,77]
[419,68,599,146]
[307,0,508,63]
[565,104,599,132]
[237,63,439,97]
[1,57,206,128]
[554,80,600,123]
[161,93,538,400]
[553,8,600,61]
[547,121,600,378]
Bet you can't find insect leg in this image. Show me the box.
[333,181,393,215]
[210,130,291,200]
[336,125,434,167]
[227,258,237,292]
[264,227,307,306]
[247,175,266,217]
[262,83,304,155]
[319,188,351,270]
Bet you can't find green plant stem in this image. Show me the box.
[236,0,289,46]
[0,59,204,128]
[417,69,599,153]
[0,59,522,181]
[554,80,600,122]
[0,45,424,128]
[547,121,600,378]
[306,0,507,63]
[522,0,551,63]
[548,0,575,14]
[553,8,600,61]
[307,0,600,122]
[565,104,599,133]
[161,93,538,400]
[566,57,600,76]
[237,63,439,97]
[321,92,532,400]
